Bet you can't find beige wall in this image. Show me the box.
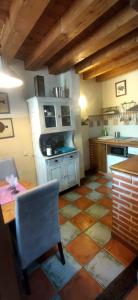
[0,61,84,182]
[80,77,102,170]
[71,70,85,178]
[0,61,37,183]
[101,70,138,137]
[80,69,138,120]
[80,70,138,170]
[80,77,102,119]
[102,70,138,108]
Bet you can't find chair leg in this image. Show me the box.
[22,268,31,295]
[9,221,18,256]
[58,242,65,265]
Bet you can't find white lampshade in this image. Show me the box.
[0,56,23,88]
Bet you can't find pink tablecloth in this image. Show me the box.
[0,183,26,205]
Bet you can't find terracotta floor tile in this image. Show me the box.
[60,269,103,300]
[96,186,112,194]
[75,197,93,210]
[124,285,138,300]
[101,214,112,227]
[71,212,96,231]
[28,268,56,299]
[59,197,70,208]
[59,213,67,225]
[74,186,92,195]
[21,174,137,297]
[105,239,136,266]
[96,177,110,184]
[99,198,112,209]
[67,233,100,265]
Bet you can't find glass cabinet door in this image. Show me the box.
[61,105,71,127]
[43,105,56,128]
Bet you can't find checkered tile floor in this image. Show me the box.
[26,174,136,300]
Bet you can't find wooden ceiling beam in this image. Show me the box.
[25,0,120,70]
[0,9,9,22]
[96,60,138,81]
[83,48,138,79]
[49,6,138,74]
[1,0,51,63]
[75,31,138,74]
[130,0,138,11]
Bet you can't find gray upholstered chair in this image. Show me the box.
[0,157,18,180]
[15,179,65,294]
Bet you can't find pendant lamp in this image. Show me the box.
[0,56,23,88]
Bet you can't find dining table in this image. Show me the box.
[0,180,35,224]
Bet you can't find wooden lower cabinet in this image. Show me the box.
[89,140,107,173]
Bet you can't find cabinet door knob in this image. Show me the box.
[70,155,73,158]
[55,159,58,162]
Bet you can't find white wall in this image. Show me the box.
[0,60,84,182]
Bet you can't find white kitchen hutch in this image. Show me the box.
[27,96,80,191]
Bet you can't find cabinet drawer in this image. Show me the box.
[47,157,62,167]
[63,152,78,161]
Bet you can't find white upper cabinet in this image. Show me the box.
[27,97,74,133]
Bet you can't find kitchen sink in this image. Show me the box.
[97,136,136,142]
[97,136,114,140]
[114,137,131,140]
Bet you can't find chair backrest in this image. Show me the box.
[0,157,18,181]
[15,179,60,269]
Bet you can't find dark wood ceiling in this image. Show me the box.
[0,0,12,38]
[16,0,72,61]
[0,0,138,81]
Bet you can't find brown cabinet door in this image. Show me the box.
[93,143,107,173]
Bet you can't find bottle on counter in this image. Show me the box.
[101,127,108,136]
[104,127,108,136]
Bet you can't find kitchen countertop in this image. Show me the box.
[111,155,138,176]
[43,149,79,160]
[90,137,138,147]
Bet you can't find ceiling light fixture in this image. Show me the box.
[0,55,23,88]
[0,23,23,88]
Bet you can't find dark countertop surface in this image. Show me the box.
[111,155,138,176]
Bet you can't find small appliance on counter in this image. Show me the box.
[46,146,52,156]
